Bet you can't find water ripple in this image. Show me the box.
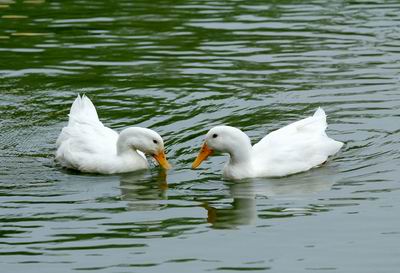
[1,0,400,272]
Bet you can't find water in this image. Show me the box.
[1,0,400,272]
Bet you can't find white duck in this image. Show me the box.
[56,95,170,174]
[192,108,343,179]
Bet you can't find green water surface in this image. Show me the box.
[1,0,400,272]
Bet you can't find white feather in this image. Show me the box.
[55,95,161,174]
[252,108,342,177]
[200,108,343,179]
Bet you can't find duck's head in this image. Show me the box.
[192,126,251,169]
[118,127,171,169]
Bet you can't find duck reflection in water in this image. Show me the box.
[119,169,168,211]
[204,166,338,229]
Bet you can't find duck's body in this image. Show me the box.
[56,95,170,174]
[192,108,343,179]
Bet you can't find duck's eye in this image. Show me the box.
[153,139,158,144]
[212,134,218,138]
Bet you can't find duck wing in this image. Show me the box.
[252,108,343,176]
[56,95,119,166]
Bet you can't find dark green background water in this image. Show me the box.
[1,0,400,272]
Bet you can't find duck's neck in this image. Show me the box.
[116,128,143,156]
[227,137,252,166]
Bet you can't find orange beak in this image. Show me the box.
[192,143,214,169]
[152,150,171,170]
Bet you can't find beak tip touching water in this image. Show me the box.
[152,150,171,170]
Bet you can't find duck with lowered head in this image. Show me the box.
[56,95,170,174]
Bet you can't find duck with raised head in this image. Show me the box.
[56,95,170,174]
[192,108,343,179]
